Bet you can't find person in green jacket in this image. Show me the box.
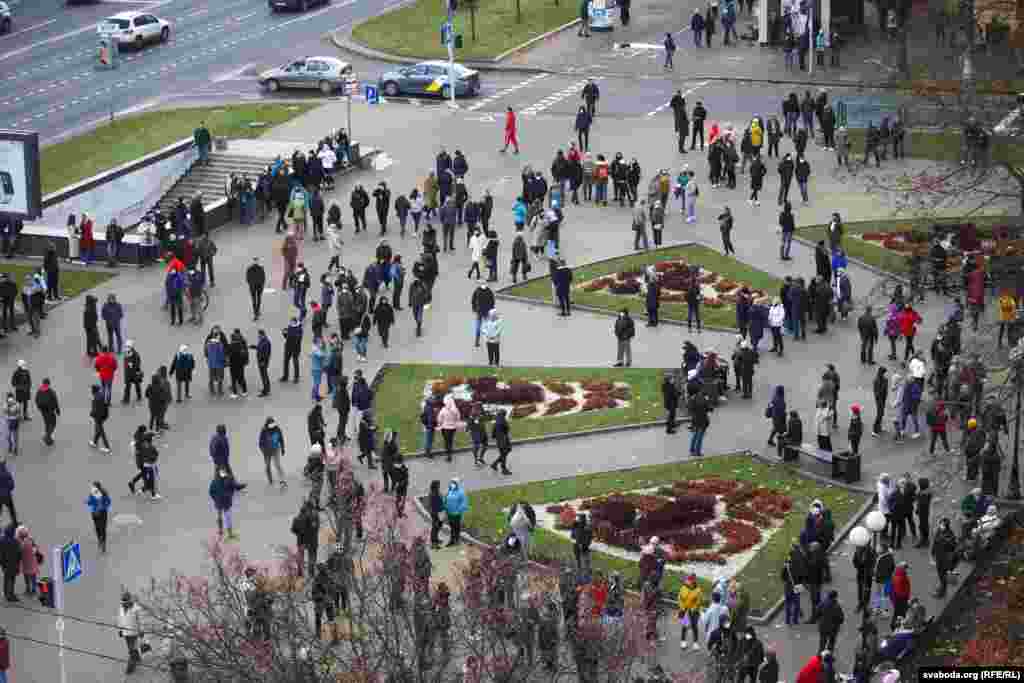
[194,121,212,166]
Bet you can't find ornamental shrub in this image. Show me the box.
[581,379,614,392]
[636,495,717,536]
[557,505,578,529]
[545,504,564,515]
[467,376,499,392]
[510,404,538,419]
[588,497,638,529]
[609,280,641,295]
[582,394,617,411]
[716,520,762,554]
[544,381,575,396]
[477,384,545,404]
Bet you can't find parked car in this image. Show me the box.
[0,2,11,34]
[269,0,330,12]
[96,11,170,49]
[378,61,480,99]
[259,56,353,94]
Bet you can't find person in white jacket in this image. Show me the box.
[468,229,485,280]
[877,472,895,544]
[481,309,504,367]
[768,297,786,355]
[326,220,344,272]
[699,590,730,647]
[409,189,424,234]
[118,592,144,674]
[683,170,699,223]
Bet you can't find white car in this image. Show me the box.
[97,11,170,49]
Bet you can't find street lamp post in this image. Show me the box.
[1006,339,1024,499]
[866,510,887,552]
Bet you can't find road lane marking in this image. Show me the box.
[3,18,58,38]
[645,80,710,117]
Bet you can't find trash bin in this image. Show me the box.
[348,141,361,167]
[831,450,861,484]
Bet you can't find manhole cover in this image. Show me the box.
[112,513,143,527]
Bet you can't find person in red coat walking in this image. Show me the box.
[501,106,519,154]
[0,625,10,683]
[890,562,911,630]
[896,303,922,361]
[94,347,118,405]
[927,399,951,454]
[795,652,824,683]
[966,263,985,331]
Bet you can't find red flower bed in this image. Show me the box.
[677,551,728,565]
[477,384,545,405]
[584,277,615,292]
[674,478,742,497]
[581,380,614,392]
[544,397,578,416]
[609,280,641,295]
[637,496,717,537]
[619,268,644,279]
[655,260,687,273]
[660,528,715,550]
[544,381,575,396]
[618,494,669,514]
[582,395,618,411]
[510,404,538,419]
[659,272,694,291]
[704,297,725,308]
[545,504,564,514]
[587,497,638,528]
[431,376,466,396]
[609,386,631,401]
[716,520,762,554]
[713,279,739,293]
[860,232,887,241]
[730,506,772,528]
[467,376,499,392]
[699,272,718,284]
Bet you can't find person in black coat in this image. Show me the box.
[662,372,680,434]
[804,541,825,623]
[858,306,879,364]
[852,541,876,613]
[914,477,933,548]
[553,259,573,316]
[373,182,391,234]
[736,626,765,683]
[817,589,845,653]
[0,525,21,601]
[931,517,957,597]
[428,479,445,549]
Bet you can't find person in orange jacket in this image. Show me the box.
[890,562,912,630]
[94,346,118,405]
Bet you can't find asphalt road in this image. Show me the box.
[0,0,409,144]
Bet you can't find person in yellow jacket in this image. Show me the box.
[677,573,704,650]
[750,118,764,150]
[997,290,1018,348]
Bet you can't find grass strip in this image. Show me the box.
[352,0,577,61]
[375,364,667,455]
[0,265,114,299]
[42,103,320,195]
[502,244,782,330]
[459,453,868,614]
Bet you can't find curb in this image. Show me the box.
[329,23,552,75]
[494,241,745,335]
[492,18,581,62]
[370,362,690,461]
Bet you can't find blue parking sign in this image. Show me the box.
[365,85,379,105]
[61,543,82,584]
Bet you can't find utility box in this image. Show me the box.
[831,450,861,484]
[98,36,119,69]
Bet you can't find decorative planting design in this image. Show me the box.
[577,259,770,309]
[422,376,633,420]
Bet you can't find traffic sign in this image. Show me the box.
[342,76,359,97]
[365,85,379,105]
[61,542,82,584]
[441,21,453,47]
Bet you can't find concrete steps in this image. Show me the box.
[157,154,274,214]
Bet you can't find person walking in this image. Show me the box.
[86,481,111,553]
[691,9,705,46]
[94,345,118,406]
[663,371,680,434]
[795,156,811,204]
[930,518,957,597]
[575,106,592,152]
[688,388,711,457]
[117,592,144,674]
[691,101,707,150]
[777,154,794,206]
[121,340,143,405]
[258,417,287,488]
[489,409,513,474]
[927,399,951,454]
[170,344,195,403]
[34,378,59,447]
[633,200,650,251]
[88,385,112,453]
[291,498,320,577]
[501,107,519,154]
[613,309,635,367]
[481,309,504,367]
[280,317,303,383]
[817,590,844,653]
[858,306,878,364]
[852,536,876,613]
[209,468,246,540]
[246,257,266,321]
[444,478,468,545]
[889,563,911,630]
[663,32,676,69]
[0,467,15,531]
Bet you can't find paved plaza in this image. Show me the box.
[0,96,1014,681]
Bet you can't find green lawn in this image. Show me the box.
[351,0,578,61]
[375,364,668,455]
[843,128,1024,166]
[502,245,782,330]
[0,265,114,299]
[41,103,320,195]
[795,215,1011,275]
[460,453,869,615]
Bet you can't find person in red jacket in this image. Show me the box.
[966,262,985,331]
[890,562,911,630]
[501,106,519,155]
[0,625,9,682]
[927,399,950,455]
[795,651,824,683]
[896,303,922,361]
[94,346,118,405]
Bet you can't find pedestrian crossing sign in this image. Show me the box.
[61,543,82,584]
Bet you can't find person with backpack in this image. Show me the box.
[258,417,287,488]
[291,498,320,577]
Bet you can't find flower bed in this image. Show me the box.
[535,478,793,579]
[576,257,769,307]
[423,376,632,421]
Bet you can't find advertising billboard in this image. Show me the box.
[0,130,42,220]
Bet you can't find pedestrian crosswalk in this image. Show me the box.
[519,76,604,117]
[645,79,711,117]
[465,73,551,112]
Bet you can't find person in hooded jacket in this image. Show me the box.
[83,295,101,357]
[209,469,246,540]
[170,344,195,402]
[379,429,400,492]
[444,478,468,546]
[226,329,250,399]
[490,409,512,474]
[291,498,320,577]
[88,384,111,453]
[357,412,378,470]
[34,378,59,446]
[258,417,287,487]
[817,589,844,653]
[0,526,21,602]
[428,479,445,548]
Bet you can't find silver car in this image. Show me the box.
[259,57,353,95]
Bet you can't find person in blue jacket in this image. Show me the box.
[209,469,246,540]
[204,329,227,397]
[0,464,16,527]
[749,302,768,352]
[209,424,231,477]
[350,368,373,428]
[85,481,111,553]
[166,268,185,326]
[512,197,527,229]
[553,259,573,317]
[444,477,469,547]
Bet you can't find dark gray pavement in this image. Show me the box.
[0,92,1013,681]
[0,0,411,143]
